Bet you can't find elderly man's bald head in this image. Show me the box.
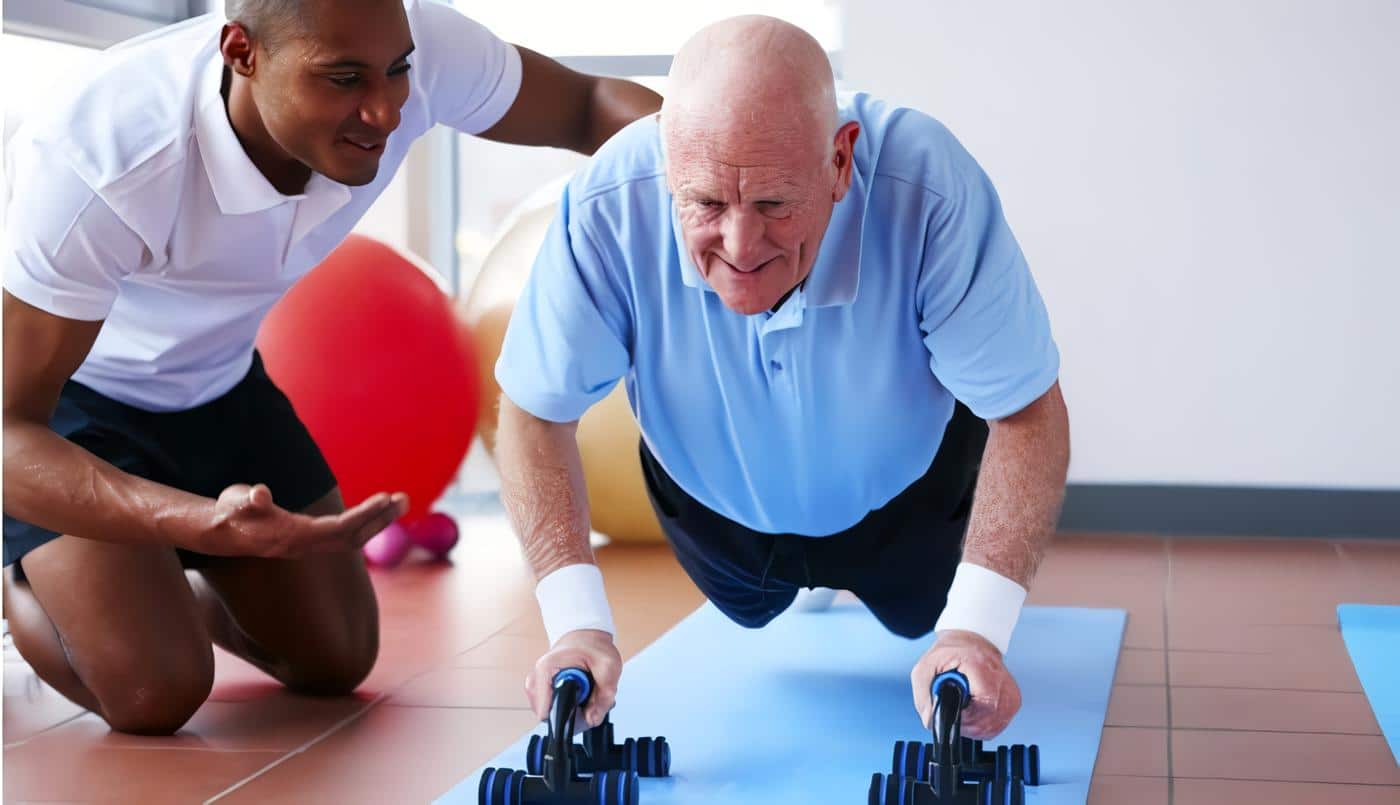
[662,15,837,154]
[661,16,859,317]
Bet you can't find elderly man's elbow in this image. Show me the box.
[498,394,579,437]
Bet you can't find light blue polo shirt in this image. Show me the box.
[496,92,1059,537]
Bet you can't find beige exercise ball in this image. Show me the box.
[458,188,665,544]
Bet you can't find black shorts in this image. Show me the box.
[3,353,338,573]
[639,402,989,639]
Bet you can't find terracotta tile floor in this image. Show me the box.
[5,523,1399,803]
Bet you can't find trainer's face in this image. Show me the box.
[251,0,414,186]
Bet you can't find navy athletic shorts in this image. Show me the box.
[3,352,337,574]
[639,402,989,639]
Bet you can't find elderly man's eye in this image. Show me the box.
[698,200,724,209]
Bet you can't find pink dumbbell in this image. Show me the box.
[362,521,412,567]
[404,512,459,558]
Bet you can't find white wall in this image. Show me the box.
[842,0,1400,489]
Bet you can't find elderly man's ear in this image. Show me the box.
[831,121,861,201]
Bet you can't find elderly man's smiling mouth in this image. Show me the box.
[719,256,780,275]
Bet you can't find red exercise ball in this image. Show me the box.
[256,234,479,523]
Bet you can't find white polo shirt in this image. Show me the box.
[3,0,521,411]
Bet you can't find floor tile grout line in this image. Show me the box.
[1153,684,1370,695]
[1165,684,1362,693]
[1156,726,1384,737]
[203,691,391,804]
[2,711,90,750]
[1162,536,1175,805]
[1090,772,1400,788]
[445,621,531,664]
[17,744,300,754]
[1162,648,1274,656]
[1113,682,1370,694]
[1170,775,1400,788]
[203,617,536,803]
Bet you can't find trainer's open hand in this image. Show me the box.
[911,629,1022,739]
[208,483,407,558]
[526,629,621,732]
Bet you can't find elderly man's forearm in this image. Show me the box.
[494,396,596,578]
[960,383,1070,588]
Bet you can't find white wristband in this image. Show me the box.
[535,563,616,647]
[933,562,1028,656]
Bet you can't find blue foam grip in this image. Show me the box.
[1338,604,1400,765]
[932,670,971,705]
[441,604,1126,804]
[591,770,638,805]
[554,667,593,704]
[639,737,670,777]
[478,767,520,805]
[476,768,493,805]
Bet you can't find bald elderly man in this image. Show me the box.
[495,16,1068,738]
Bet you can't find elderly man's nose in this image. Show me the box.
[721,210,764,266]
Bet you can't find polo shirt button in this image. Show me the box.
[770,360,783,372]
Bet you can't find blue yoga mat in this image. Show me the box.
[439,602,1126,804]
[1338,604,1400,765]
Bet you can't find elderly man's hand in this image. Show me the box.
[525,629,622,731]
[910,629,1022,739]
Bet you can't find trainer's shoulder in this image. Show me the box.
[18,16,219,193]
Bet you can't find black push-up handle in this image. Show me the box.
[867,670,1029,805]
[892,738,1040,787]
[526,715,671,779]
[478,669,640,805]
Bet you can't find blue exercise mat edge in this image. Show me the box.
[1337,603,1400,765]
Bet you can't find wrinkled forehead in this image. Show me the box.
[668,162,808,202]
[663,115,824,191]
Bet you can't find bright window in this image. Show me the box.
[454,1,840,56]
[3,0,207,48]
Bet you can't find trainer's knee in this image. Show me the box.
[94,647,215,735]
[281,620,379,696]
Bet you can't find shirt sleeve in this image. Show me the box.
[917,157,1060,420]
[495,184,633,423]
[409,0,523,135]
[3,149,144,321]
